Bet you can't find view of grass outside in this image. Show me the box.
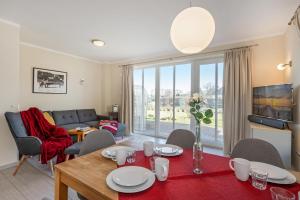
[133,61,224,148]
[145,107,223,129]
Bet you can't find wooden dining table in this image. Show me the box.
[55,139,300,200]
[55,139,142,200]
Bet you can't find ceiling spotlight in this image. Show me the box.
[277,61,292,71]
[91,39,105,47]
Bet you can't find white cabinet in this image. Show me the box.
[250,122,292,168]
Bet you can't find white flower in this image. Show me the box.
[192,93,200,100]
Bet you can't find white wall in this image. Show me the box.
[251,35,287,87]
[284,25,300,169]
[0,20,20,167]
[101,64,122,113]
[20,44,104,113]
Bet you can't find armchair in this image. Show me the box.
[5,112,54,175]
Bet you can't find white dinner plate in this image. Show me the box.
[268,171,296,185]
[106,167,155,193]
[154,144,183,157]
[112,166,149,187]
[101,146,135,159]
[250,162,288,180]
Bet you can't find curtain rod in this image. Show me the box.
[120,44,258,67]
[288,5,300,25]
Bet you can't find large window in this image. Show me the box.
[199,62,224,147]
[133,58,223,147]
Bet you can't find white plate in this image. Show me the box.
[160,147,178,154]
[154,144,183,157]
[106,167,155,193]
[267,171,296,185]
[101,146,135,159]
[112,166,149,187]
[250,162,288,180]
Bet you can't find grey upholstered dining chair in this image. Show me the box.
[231,138,285,168]
[77,129,116,200]
[78,129,116,156]
[166,129,195,148]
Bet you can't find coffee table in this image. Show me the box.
[67,127,98,142]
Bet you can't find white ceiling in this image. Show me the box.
[0,0,298,63]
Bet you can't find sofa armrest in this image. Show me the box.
[16,136,42,156]
[97,115,113,121]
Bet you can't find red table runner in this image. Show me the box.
[119,150,300,200]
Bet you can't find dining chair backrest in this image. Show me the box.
[79,130,116,156]
[231,138,285,168]
[166,129,195,148]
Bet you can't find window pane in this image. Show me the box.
[200,64,216,146]
[217,63,224,146]
[133,69,143,132]
[159,66,174,138]
[175,64,191,130]
[144,68,156,136]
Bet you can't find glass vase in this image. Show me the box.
[193,122,203,174]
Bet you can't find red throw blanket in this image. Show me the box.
[20,107,73,164]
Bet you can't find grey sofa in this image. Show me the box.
[50,109,125,138]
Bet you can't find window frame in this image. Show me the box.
[133,56,224,147]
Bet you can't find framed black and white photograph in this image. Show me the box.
[33,67,67,94]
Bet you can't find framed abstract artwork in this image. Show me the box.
[33,67,67,94]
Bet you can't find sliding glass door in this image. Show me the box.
[133,68,156,136]
[174,64,191,130]
[159,66,174,137]
[199,62,224,147]
[158,64,192,138]
[133,58,223,148]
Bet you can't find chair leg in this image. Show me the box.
[49,159,54,176]
[13,155,27,176]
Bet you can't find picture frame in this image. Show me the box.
[32,67,67,94]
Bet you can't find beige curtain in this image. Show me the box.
[223,47,253,155]
[296,8,300,33]
[120,65,133,135]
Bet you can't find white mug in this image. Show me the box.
[116,150,127,165]
[229,158,250,181]
[143,141,154,157]
[155,157,169,181]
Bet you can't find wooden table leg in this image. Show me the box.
[77,134,81,142]
[55,169,68,200]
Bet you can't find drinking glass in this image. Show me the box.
[149,150,161,172]
[270,187,295,200]
[251,168,268,190]
[126,151,136,163]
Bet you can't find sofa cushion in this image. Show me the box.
[52,110,79,125]
[77,109,98,123]
[5,112,29,137]
[84,120,100,128]
[60,123,89,130]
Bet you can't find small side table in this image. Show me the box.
[109,112,119,122]
[68,127,98,142]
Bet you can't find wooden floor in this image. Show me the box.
[3,133,288,200]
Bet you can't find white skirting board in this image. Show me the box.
[0,161,17,171]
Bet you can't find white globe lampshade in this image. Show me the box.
[170,7,215,54]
